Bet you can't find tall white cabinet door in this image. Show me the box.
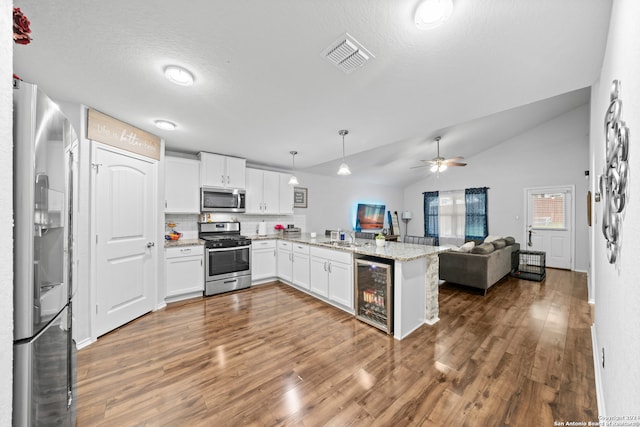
[262,171,280,214]
[309,256,329,298]
[245,168,264,214]
[279,174,294,214]
[328,261,353,309]
[165,156,200,213]
[292,253,310,290]
[199,152,226,188]
[94,144,156,338]
[226,156,246,189]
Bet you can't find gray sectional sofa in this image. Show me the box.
[438,237,520,294]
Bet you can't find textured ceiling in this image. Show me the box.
[13,0,611,186]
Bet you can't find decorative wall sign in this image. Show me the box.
[293,187,308,208]
[87,108,161,160]
[600,79,630,264]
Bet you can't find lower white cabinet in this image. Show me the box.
[252,240,277,282]
[165,245,204,301]
[276,240,293,283]
[292,243,310,290]
[310,247,354,310]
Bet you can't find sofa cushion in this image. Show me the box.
[458,241,475,253]
[471,242,495,254]
[504,236,516,246]
[483,235,501,243]
[491,239,506,249]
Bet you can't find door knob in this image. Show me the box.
[146,242,155,248]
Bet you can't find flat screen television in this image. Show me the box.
[356,203,386,232]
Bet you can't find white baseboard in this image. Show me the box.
[75,337,96,350]
[591,324,606,417]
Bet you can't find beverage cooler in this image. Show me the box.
[355,257,394,334]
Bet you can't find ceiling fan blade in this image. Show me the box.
[419,160,437,165]
[444,156,464,162]
[410,164,431,169]
[443,161,467,167]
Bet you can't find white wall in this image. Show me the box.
[291,171,404,236]
[404,104,591,271]
[1,0,13,423]
[590,0,640,417]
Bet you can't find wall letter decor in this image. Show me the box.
[600,80,630,264]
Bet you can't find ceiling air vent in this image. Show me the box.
[322,33,374,74]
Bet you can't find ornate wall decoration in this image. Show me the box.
[600,79,630,264]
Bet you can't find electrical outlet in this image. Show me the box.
[602,347,605,368]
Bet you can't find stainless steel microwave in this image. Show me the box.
[201,187,246,213]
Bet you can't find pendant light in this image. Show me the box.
[288,151,299,185]
[337,129,351,175]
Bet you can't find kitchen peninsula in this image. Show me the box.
[251,233,449,340]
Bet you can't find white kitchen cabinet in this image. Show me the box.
[198,152,246,189]
[251,240,277,282]
[310,247,353,310]
[279,174,294,214]
[276,240,293,283]
[165,156,200,213]
[246,168,281,214]
[292,243,310,290]
[165,245,204,302]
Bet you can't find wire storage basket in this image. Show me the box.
[512,250,546,282]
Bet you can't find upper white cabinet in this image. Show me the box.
[165,156,200,213]
[246,168,289,215]
[198,152,246,189]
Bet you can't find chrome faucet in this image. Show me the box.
[349,231,355,243]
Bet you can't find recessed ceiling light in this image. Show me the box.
[164,65,194,86]
[154,120,177,130]
[415,0,453,30]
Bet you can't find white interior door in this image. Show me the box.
[525,186,574,270]
[93,144,157,337]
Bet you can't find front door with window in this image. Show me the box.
[525,186,574,270]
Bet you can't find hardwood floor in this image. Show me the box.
[77,269,597,426]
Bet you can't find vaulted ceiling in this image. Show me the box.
[13,0,611,186]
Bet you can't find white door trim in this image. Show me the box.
[523,185,576,271]
[89,141,159,341]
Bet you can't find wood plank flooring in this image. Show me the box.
[77,269,597,426]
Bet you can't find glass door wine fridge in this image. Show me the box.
[355,257,394,334]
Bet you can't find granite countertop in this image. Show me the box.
[164,238,204,248]
[247,233,449,262]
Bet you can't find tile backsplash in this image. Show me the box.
[164,213,307,239]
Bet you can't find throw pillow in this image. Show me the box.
[491,239,506,249]
[458,241,475,253]
[483,235,502,243]
[471,242,495,254]
[503,236,516,246]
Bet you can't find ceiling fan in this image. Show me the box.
[412,136,467,173]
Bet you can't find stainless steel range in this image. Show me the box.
[199,221,252,296]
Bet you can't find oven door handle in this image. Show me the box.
[207,245,250,253]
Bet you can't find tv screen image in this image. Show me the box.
[356,203,386,231]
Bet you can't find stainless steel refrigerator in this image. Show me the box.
[13,79,77,426]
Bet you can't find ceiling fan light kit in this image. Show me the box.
[415,136,467,174]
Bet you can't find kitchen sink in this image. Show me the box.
[321,240,365,248]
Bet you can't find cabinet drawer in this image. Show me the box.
[252,240,276,250]
[277,240,292,250]
[310,246,352,264]
[293,243,309,255]
[166,245,203,259]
